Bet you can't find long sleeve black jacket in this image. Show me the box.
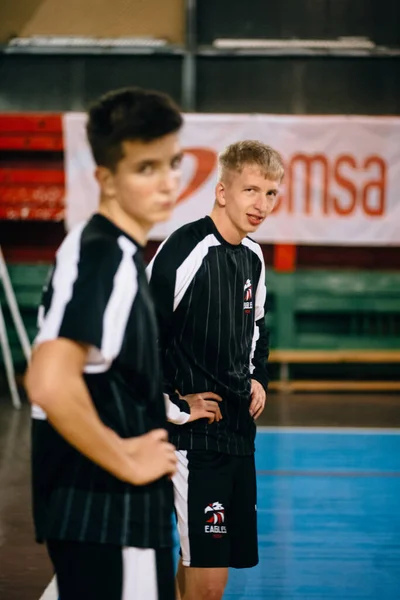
[147,216,269,455]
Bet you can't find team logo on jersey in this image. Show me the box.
[204,502,227,535]
[244,279,253,313]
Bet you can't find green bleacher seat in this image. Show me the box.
[1,266,400,382]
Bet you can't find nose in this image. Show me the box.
[253,196,263,210]
[253,194,267,214]
[160,167,180,194]
[256,194,277,215]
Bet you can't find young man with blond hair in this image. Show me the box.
[147,140,285,600]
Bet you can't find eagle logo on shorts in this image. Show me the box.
[205,502,225,524]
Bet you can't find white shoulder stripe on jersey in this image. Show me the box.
[174,234,220,311]
[32,222,86,421]
[82,236,138,373]
[241,236,264,263]
[242,237,267,372]
[31,232,138,420]
[98,236,138,367]
[35,221,86,346]
[242,236,266,321]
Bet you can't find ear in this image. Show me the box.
[215,181,226,207]
[95,166,116,198]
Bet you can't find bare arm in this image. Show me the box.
[26,338,176,485]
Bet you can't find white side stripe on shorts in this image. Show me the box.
[39,576,57,600]
[38,548,159,600]
[172,450,191,566]
[122,547,158,600]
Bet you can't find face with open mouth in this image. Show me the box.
[216,163,280,241]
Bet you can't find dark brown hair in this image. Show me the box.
[87,87,183,171]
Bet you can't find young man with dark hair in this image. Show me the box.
[147,140,285,600]
[26,87,195,600]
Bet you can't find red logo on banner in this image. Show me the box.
[176,149,387,218]
[177,148,217,204]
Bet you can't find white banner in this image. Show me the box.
[63,113,400,245]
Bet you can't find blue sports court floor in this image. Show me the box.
[1,399,400,600]
[38,427,400,599]
[224,428,400,600]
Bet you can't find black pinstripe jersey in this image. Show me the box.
[147,216,269,456]
[31,214,174,548]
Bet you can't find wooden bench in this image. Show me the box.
[268,349,400,392]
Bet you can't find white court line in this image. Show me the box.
[39,576,57,600]
[257,426,400,435]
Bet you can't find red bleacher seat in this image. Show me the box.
[0,114,65,220]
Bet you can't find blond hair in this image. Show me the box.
[218,140,284,182]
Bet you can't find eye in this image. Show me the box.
[138,163,154,175]
[171,156,182,170]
